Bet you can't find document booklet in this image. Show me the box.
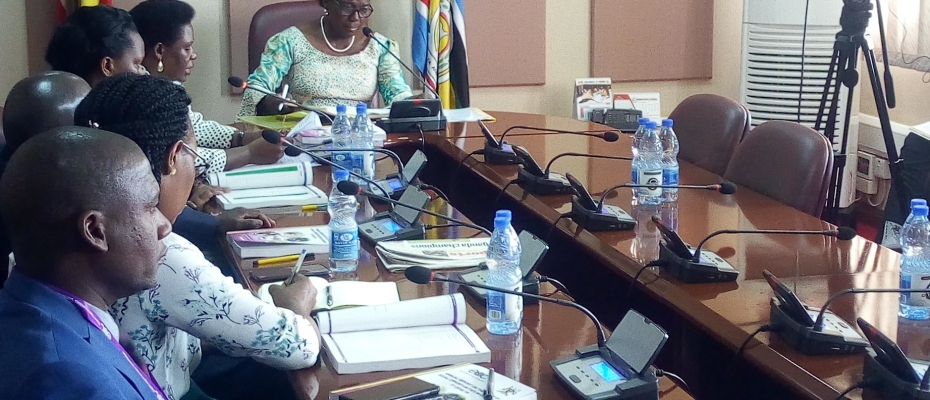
[256,277,400,312]
[207,162,327,209]
[227,226,330,258]
[316,293,490,374]
[330,364,537,400]
[375,238,490,272]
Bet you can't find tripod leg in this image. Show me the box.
[815,50,841,131]
[862,45,908,216]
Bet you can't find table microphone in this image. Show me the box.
[227,77,333,123]
[478,120,522,165]
[261,130,394,212]
[301,146,407,184]
[690,226,856,263]
[404,266,606,347]
[336,180,492,236]
[596,182,736,211]
[363,27,441,101]
[513,147,632,195]
[499,125,621,144]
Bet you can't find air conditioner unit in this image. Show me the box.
[740,0,860,209]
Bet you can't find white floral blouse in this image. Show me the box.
[111,233,319,400]
[238,27,413,116]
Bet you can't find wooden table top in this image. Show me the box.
[395,112,928,400]
[221,151,693,399]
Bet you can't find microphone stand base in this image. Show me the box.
[552,345,659,400]
[484,142,523,165]
[659,244,739,283]
[569,198,636,232]
[517,168,573,195]
[863,350,930,399]
[769,299,868,355]
[377,116,447,133]
[359,213,427,245]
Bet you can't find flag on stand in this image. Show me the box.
[58,0,115,24]
[412,0,470,109]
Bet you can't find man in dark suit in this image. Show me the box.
[0,127,172,399]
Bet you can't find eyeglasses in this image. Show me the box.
[332,0,374,18]
[181,142,210,179]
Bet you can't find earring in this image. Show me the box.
[323,10,329,16]
[157,60,165,73]
[169,168,177,176]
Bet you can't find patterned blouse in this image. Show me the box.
[238,27,413,116]
[190,109,233,173]
[111,233,319,400]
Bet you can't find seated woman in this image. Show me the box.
[74,74,320,400]
[238,0,413,116]
[46,4,282,173]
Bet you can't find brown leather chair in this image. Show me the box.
[668,94,751,176]
[724,121,833,217]
[249,1,325,74]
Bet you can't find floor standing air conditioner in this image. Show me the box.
[740,0,859,209]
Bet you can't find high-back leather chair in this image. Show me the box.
[724,121,833,217]
[249,1,325,74]
[668,94,751,176]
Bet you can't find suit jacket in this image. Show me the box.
[0,269,159,400]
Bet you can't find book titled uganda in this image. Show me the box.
[206,161,326,209]
[317,293,490,374]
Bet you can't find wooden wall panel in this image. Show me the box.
[465,0,545,87]
[590,0,714,82]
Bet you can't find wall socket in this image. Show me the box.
[857,150,891,181]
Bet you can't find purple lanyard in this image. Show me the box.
[47,285,168,400]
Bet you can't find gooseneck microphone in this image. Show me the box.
[262,130,394,212]
[499,125,621,144]
[690,226,857,263]
[404,266,606,348]
[596,182,737,210]
[363,27,441,101]
[813,288,930,332]
[301,146,407,185]
[543,153,631,176]
[337,180,492,236]
[227,77,334,123]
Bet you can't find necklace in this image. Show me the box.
[320,16,355,53]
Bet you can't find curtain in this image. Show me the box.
[874,0,930,73]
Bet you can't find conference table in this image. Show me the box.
[227,111,927,400]
[221,142,693,399]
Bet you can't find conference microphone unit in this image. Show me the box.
[227,77,333,124]
[363,27,446,133]
[262,130,395,213]
[649,216,739,283]
[336,180,492,244]
[565,173,636,232]
[498,125,622,145]
[405,266,665,400]
[513,144,631,196]
[857,317,930,399]
[596,182,736,211]
[479,120,522,165]
[765,268,930,356]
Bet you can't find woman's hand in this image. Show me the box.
[189,183,229,211]
[215,208,276,233]
[247,136,286,165]
[256,94,299,116]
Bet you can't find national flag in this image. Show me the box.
[412,0,470,109]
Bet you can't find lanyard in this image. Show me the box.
[47,285,168,400]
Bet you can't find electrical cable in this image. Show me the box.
[417,183,450,203]
[545,212,572,242]
[625,260,668,307]
[727,324,779,375]
[654,369,691,397]
[832,380,870,400]
[538,276,573,299]
[493,179,520,207]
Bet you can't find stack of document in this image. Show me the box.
[207,162,327,209]
[375,238,490,271]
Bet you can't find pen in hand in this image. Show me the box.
[286,249,308,285]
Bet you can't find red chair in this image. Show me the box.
[724,121,834,217]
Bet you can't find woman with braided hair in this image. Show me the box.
[74,74,321,400]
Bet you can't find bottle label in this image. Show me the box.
[663,168,679,187]
[487,283,522,321]
[903,273,930,307]
[331,228,359,260]
[638,169,662,196]
[332,151,352,170]
[631,165,639,184]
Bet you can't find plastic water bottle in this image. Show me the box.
[631,118,650,199]
[352,103,376,182]
[330,105,353,181]
[632,121,663,205]
[329,169,359,272]
[486,210,522,335]
[900,203,930,320]
[659,119,680,203]
[905,199,928,226]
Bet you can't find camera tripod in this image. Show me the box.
[815,0,903,224]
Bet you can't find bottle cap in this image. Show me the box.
[662,119,674,127]
[646,121,658,129]
[912,199,928,209]
[336,104,347,113]
[334,169,350,181]
[356,103,368,113]
[494,216,511,229]
[914,205,929,217]
[638,118,649,125]
[495,210,512,220]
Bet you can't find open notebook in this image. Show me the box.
[256,277,400,312]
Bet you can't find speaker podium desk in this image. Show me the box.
[377,112,918,400]
[220,153,692,400]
